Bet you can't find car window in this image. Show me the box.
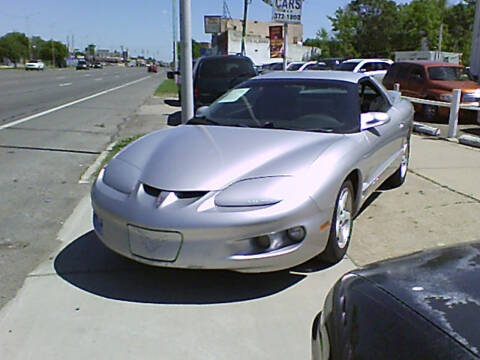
[428,66,471,81]
[377,62,391,71]
[337,62,360,71]
[287,63,303,71]
[304,63,326,71]
[201,79,360,133]
[409,67,425,81]
[358,80,390,113]
[360,62,377,72]
[397,64,410,80]
[199,58,255,79]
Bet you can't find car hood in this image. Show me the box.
[117,125,343,191]
[430,80,480,92]
[354,242,480,355]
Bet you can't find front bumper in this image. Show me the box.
[91,178,333,273]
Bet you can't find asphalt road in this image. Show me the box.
[0,66,155,125]
[0,66,163,308]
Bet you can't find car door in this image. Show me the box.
[357,78,404,199]
[406,65,427,98]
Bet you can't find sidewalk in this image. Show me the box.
[349,135,480,265]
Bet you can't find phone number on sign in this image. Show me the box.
[273,13,301,22]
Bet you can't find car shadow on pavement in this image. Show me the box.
[54,231,306,305]
[167,111,182,126]
[164,99,180,107]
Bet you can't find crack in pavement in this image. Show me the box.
[0,145,100,155]
[409,170,480,203]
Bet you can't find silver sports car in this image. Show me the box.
[91,71,413,272]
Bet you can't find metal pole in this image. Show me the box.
[172,0,178,70]
[447,89,461,138]
[283,23,288,71]
[180,0,194,123]
[241,0,249,56]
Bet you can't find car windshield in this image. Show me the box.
[28,60,38,63]
[189,79,360,134]
[428,66,471,81]
[337,62,360,71]
[198,58,255,79]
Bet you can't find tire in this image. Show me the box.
[422,103,438,121]
[319,180,354,264]
[382,140,410,189]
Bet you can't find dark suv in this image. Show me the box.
[169,55,256,107]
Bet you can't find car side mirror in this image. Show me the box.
[361,112,390,131]
[195,106,209,118]
[167,71,179,79]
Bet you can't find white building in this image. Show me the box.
[210,18,319,65]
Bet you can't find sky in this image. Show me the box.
[0,0,415,61]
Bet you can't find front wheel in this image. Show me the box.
[318,180,354,264]
[382,140,410,189]
[422,103,438,121]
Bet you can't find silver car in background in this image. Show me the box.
[91,71,413,272]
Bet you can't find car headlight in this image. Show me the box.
[439,93,453,102]
[102,158,141,194]
[462,91,480,103]
[214,176,294,207]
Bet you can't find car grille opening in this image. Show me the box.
[143,184,207,199]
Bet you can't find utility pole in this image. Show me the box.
[180,0,194,123]
[283,23,288,70]
[241,0,249,56]
[51,40,55,67]
[172,0,178,70]
[438,23,443,53]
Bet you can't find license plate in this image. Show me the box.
[128,226,182,262]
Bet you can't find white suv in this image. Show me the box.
[25,59,45,71]
[338,58,393,81]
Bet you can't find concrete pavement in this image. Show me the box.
[1,97,479,359]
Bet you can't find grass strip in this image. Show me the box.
[154,79,178,96]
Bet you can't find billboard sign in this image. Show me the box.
[269,25,283,58]
[263,0,303,24]
[204,16,222,34]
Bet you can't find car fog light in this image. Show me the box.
[287,226,306,242]
[253,235,270,249]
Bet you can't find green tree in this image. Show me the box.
[40,40,69,67]
[0,32,29,67]
[443,0,475,64]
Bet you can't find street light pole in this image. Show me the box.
[241,0,249,56]
[172,0,178,70]
[180,0,194,123]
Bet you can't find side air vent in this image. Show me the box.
[174,191,208,199]
[143,184,207,199]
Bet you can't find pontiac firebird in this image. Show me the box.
[91,71,413,272]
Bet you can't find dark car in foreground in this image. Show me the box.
[312,242,480,359]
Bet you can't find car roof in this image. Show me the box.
[197,55,252,62]
[394,61,463,67]
[257,70,366,83]
[344,58,393,63]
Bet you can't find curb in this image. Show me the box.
[78,141,118,184]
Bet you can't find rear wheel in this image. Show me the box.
[319,180,354,264]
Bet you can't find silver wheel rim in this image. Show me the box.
[400,143,409,179]
[335,187,352,249]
